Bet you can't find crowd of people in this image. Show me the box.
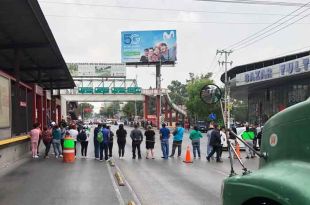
[29,120,261,163]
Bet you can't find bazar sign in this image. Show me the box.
[67,63,126,77]
[236,55,310,86]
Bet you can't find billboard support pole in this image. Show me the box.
[156,63,161,129]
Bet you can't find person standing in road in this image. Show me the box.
[145,125,156,159]
[116,124,127,159]
[78,126,89,158]
[130,124,143,159]
[242,126,255,159]
[99,124,110,161]
[52,124,62,159]
[170,123,185,157]
[93,123,102,160]
[42,126,52,158]
[206,123,214,158]
[189,125,203,159]
[30,122,41,158]
[219,126,227,160]
[206,124,222,162]
[160,123,170,159]
[69,124,79,157]
[107,125,114,159]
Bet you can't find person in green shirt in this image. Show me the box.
[241,126,255,159]
[189,125,203,158]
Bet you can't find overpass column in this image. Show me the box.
[164,101,168,122]
[61,95,67,122]
[156,95,160,128]
[43,91,47,127]
[144,95,149,120]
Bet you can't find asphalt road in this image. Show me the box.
[0,125,259,205]
[110,125,259,205]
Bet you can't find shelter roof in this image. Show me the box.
[0,0,75,89]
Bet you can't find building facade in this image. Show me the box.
[222,51,310,125]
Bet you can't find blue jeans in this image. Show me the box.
[94,139,99,159]
[52,139,62,157]
[192,140,201,158]
[161,139,169,159]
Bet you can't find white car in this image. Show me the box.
[222,127,246,150]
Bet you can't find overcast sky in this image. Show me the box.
[39,0,310,89]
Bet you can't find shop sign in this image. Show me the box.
[236,55,310,86]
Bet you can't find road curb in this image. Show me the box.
[127,200,136,205]
[115,171,125,186]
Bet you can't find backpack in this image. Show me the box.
[77,131,87,142]
[97,129,104,143]
[42,130,52,144]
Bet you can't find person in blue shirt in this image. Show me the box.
[99,124,110,161]
[169,123,185,157]
[160,123,170,159]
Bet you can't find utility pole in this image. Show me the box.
[217,49,233,129]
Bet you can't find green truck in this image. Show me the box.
[222,98,310,205]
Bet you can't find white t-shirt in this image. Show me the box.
[220,131,227,145]
[69,129,79,141]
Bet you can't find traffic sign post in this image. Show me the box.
[111,87,126,94]
[94,87,110,94]
[127,87,141,94]
[78,87,93,94]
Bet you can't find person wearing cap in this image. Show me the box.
[145,125,156,159]
[159,123,170,159]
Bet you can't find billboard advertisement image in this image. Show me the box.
[67,63,126,77]
[121,30,177,63]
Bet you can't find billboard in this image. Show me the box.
[67,63,126,77]
[121,30,177,63]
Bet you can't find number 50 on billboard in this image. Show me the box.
[121,30,177,63]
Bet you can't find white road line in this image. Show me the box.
[114,163,142,205]
[107,163,125,205]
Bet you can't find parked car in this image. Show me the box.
[196,121,208,133]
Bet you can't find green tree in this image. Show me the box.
[167,80,188,105]
[77,103,94,120]
[185,73,222,122]
[122,101,143,118]
[100,102,120,118]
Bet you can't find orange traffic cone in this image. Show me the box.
[183,145,193,163]
[235,142,241,159]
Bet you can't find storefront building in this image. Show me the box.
[222,50,310,125]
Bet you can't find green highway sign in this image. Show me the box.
[78,87,93,94]
[127,87,142,94]
[111,87,126,94]
[94,87,109,94]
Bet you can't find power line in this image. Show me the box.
[226,1,310,50]
[39,0,308,16]
[234,10,310,51]
[44,14,310,25]
[197,0,310,7]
